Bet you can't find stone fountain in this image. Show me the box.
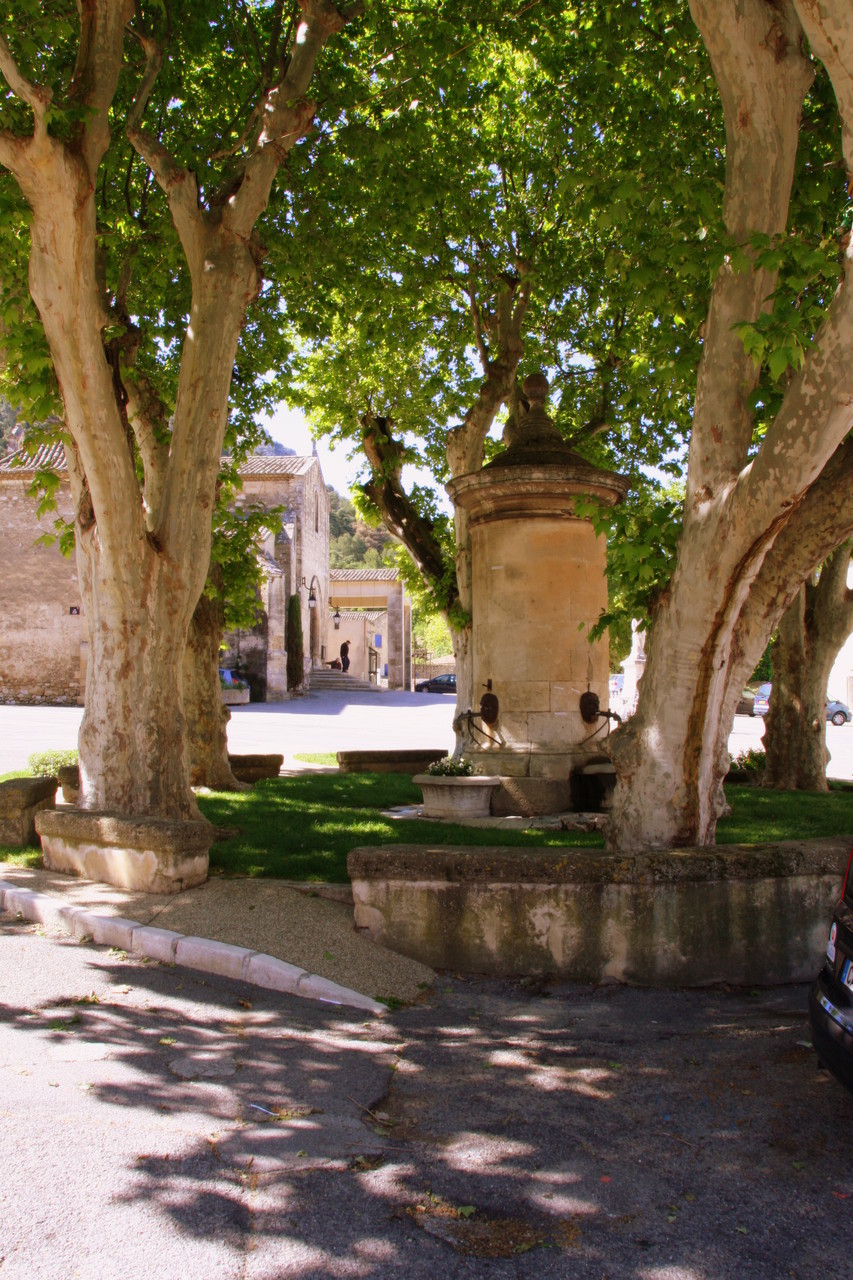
[447,373,628,814]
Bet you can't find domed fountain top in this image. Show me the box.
[484,373,588,470]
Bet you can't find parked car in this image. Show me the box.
[219,668,248,690]
[415,673,457,694]
[752,682,772,717]
[752,683,850,724]
[809,846,853,1095]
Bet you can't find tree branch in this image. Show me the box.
[0,33,51,124]
[468,289,489,368]
[360,414,455,605]
[67,0,135,173]
[793,0,853,176]
[223,0,364,235]
[125,21,203,249]
[728,438,853,699]
[125,26,164,138]
[686,0,813,498]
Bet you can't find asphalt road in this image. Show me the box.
[2,696,852,780]
[1,917,851,1279]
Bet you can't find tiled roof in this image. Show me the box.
[258,551,284,575]
[330,609,386,621]
[235,455,316,477]
[0,446,317,478]
[0,442,67,472]
[329,568,399,582]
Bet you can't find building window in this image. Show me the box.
[314,490,319,533]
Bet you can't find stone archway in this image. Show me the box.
[327,569,412,689]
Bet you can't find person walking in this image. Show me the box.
[339,639,351,673]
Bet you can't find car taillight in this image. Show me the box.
[842,845,853,904]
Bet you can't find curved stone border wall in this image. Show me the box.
[348,839,850,986]
[36,810,213,894]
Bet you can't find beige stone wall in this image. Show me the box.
[470,515,610,776]
[239,463,329,665]
[0,475,85,704]
[0,457,329,705]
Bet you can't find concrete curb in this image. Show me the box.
[0,879,385,1016]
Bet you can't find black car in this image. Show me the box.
[415,673,457,694]
[809,846,853,1094]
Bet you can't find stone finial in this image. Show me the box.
[522,372,550,406]
[488,370,576,465]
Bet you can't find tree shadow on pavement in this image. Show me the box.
[2,923,852,1278]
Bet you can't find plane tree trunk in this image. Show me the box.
[0,1,352,818]
[184,586,247,792]
[607,0,853,850]
[762,543,853,791]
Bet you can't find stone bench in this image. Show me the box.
[348,839,850,986]
[337,749,447,775]
[228,754,284,783]
[35,809,213,894]
[0,776,57,847]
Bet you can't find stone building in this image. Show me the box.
[0,444,84,704]
[0,445,330,705]
[327,569,413,689]
[218,454,330,700]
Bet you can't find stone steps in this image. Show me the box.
[308,670,382,693]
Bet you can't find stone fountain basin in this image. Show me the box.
[348,839,848,986]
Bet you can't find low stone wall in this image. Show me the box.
[36,810,213,894]
[0,776,57,847]
[228,753,284,782]
[337,749,447,774]
[348,839,849,986]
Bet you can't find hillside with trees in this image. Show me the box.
[328,487,392,570]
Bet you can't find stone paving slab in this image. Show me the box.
[0,862,434,1010]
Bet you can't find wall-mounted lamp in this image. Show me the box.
[333,607,341,630]
[302,577,317,609]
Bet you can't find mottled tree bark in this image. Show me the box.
[763,545,853,791]
[0,2,352,818]
[184,587,247,792]
[607,0,853,850]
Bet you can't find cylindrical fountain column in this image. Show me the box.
[447,374,627,813]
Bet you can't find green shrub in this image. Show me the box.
[286,593,304,689]
[27,748,78,777]
[732,748,766,775]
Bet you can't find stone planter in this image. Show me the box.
[221,687,250,705]
[35,809,213,894]
[412,774,501,820]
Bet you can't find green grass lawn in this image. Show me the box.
[3,772,852,883]
[198,772,603,881]
[717,782,853,845]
